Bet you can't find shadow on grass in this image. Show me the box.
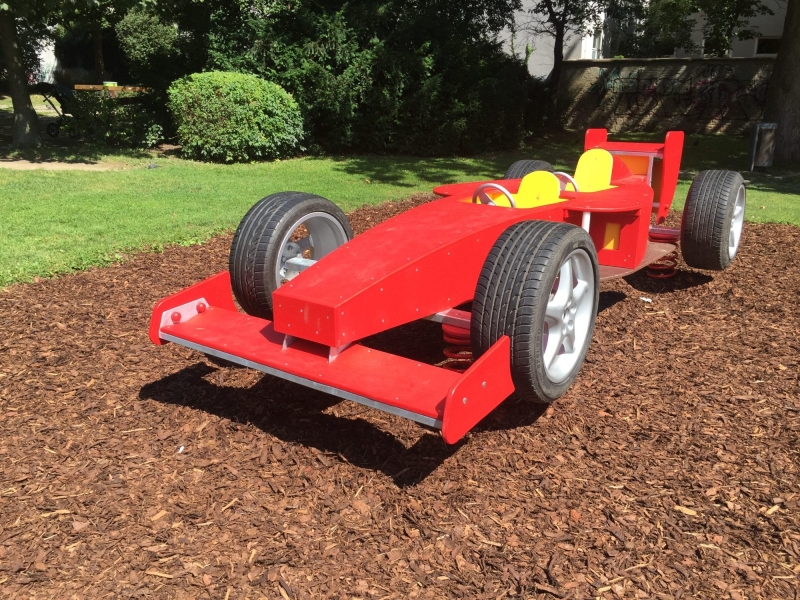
[0,106,152,164]
[315,132,588,188]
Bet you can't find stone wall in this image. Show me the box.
[558,57,773,133]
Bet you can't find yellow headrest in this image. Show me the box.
[516,171,563,208]
[574,148,614,192]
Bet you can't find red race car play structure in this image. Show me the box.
[149,129,746,444]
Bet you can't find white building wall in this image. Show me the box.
[502,0,786,76]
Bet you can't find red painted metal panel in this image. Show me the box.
[159,306,459,420]
[655,131,684,224]
[584,128,608,150]
[441,336,515,444]
[148,271,236,345]
[272,197,564,347]
[596,141,666,154]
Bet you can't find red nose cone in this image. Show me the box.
[171,311,181,324]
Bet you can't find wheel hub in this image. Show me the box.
[543,249,596,384]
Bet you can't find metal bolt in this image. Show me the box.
[462,397,467,404]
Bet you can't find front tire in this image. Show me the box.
[229,192,353,319]
[504,159,554,180]
[681,170,746,270]
[472,221,599,404]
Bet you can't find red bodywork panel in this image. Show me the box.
[272,198,564,348]
[149,130,685,444]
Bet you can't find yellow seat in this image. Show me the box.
[515,171,563,208]
[573,148,614,192]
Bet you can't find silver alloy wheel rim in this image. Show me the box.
[728,183,746,260]
[542,249,595,384]
[275,212,349,287]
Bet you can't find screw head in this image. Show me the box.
[196,302,206,313]
[462,397,467,405]
[170,311,181,324]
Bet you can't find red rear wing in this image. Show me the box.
[585,129,684,224]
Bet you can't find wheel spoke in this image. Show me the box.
[559,258,574,302]
[543,323,564,369]
[545,300,566,321]
[572,279,589,305]
[562,328,575,355]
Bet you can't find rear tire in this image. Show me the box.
[504,160,554,180]
[46,122,60,138]
[472,221,599,404]
[229,192,353,319]
[681,170,746,270]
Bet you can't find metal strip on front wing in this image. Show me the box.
[159,332,443,429]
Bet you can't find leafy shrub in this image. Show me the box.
[167,71,304,163]
[214,2,544,155]
[115,9,181,90]
[64,91,163,148]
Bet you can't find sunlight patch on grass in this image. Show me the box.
[1,131,798,287]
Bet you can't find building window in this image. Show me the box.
[591,29,603,59]
[756,37,781,55]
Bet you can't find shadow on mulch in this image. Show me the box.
[623,269,714,294]
[139,317,548,488]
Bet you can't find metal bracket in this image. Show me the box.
[426,308,471,329]
[282,335,295,351]
[160,297,208,329]
[283,257,317,281]
[328,343,351,363]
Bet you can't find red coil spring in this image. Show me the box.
[647,229,680,279]
[441,323,473,372]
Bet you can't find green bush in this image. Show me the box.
[64,91,163,149]
[115,9,181,90]
[215,2,545,155]
[167,72,304,163]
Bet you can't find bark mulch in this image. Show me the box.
[1,195,799,599]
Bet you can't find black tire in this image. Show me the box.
[229,192,353,319]
[503,160,555,180]
[46,122,60,138]
[472,221,599,404]
[681,170,746,271]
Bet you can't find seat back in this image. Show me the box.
[573,148,614,192]
[515,171,563,209]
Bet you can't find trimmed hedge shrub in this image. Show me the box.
[63,90,163,149]
[167,72,304,163]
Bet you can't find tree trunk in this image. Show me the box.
[547,24,565,130]
[764,0,800,165]
[92,22,105,82]
[0,10,40,148]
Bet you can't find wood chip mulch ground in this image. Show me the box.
[1,196,798,599]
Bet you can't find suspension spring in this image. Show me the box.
[647,229,681,279]
[441,323,473,372]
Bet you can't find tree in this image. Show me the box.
[520,0,641,128]
[618,0,698,57]
[695,0,774,56]
[58,0,143,81]
[764,0,799,164]
[524,0,605,92]
[0,2,52,148]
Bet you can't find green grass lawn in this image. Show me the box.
[1,124,798,288]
